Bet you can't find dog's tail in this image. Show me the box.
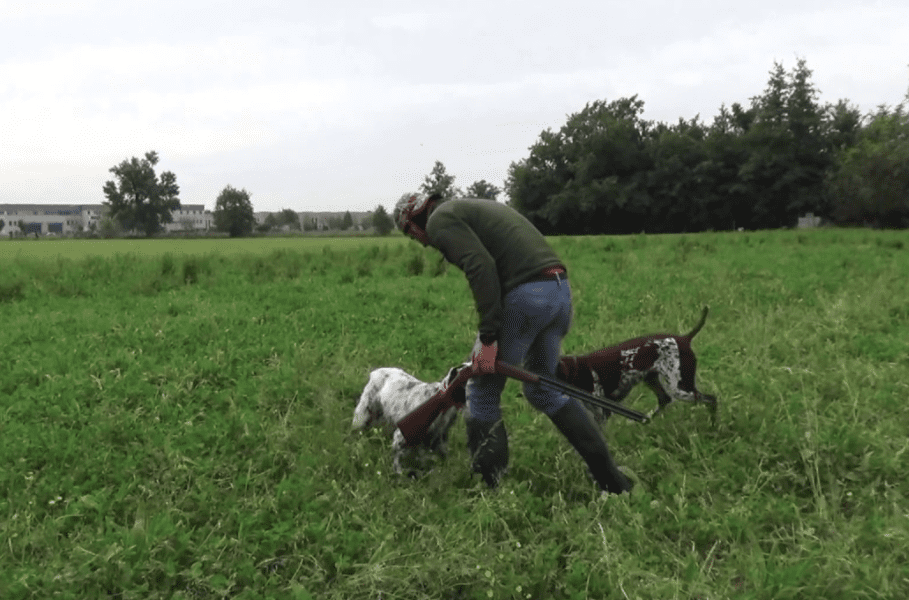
[685,306,709,339]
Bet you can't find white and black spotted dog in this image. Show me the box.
[557,307,718,422]
[353,362,471,476]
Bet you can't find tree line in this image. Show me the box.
[95,58,907,238]
[505,59,909,234]
[367,161,502,235]
[97,154,499,237]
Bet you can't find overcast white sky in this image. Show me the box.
[2,0,907,213]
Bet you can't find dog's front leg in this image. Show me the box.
[643,373,673,419]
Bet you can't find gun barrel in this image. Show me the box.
[495,361,649,423]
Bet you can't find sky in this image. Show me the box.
[2,0,907,214]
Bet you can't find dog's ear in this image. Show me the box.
[446,366,460,385]
[448,361,472,384]
[557,357,595,393]
[446,363,471,405]
[556,357,574,379]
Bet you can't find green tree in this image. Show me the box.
[464,180,501,200]
[502,59,876,233]
[98,216,122,239]
[693,105,755,230]
[421,161,463,201]
[827,103,909,227]
[341,210,354,230]
[736,59,831,227]
[256,220,272,233]
[505,96,652,233]
[0,219,5,234]
[371,205,394,235]
[639,117,710,232]
[102,151,180,237]
[824,99,864,152]
[277,209,301,231]
[213,185,256,237]
[503,129,570,231]
[265,209,302,231]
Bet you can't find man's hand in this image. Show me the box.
[471,341,498,375]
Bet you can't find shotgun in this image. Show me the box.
[493,361,650,424]
[396,361,649,446]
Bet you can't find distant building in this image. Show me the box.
[164,205,213,232]
[0,204,379,237]
[0,204,106,236]
[253,210,373,232]
[797,212,823,228]
[0,203,212,236]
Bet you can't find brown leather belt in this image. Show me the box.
[526,266,567,284]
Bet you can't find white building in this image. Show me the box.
[0,203,213,236]
[0,204,105,236]
[797,212,823,228]
[163,205,214,232]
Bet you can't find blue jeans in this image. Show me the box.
[467,278,573,422]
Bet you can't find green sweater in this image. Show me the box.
[426,198,565,343]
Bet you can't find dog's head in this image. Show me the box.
[352,367,401,431]
[556,356,596,393]
[443,361,472,407]
[351,394,382,431]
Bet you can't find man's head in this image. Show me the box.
[393,191,440,246]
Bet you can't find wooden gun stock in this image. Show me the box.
[395,366,474,446]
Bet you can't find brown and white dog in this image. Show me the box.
[557,307,718,422]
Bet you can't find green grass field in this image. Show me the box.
[1,229,907,599]
[0,234,405,262]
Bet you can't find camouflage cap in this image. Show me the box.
[393,191,430,232]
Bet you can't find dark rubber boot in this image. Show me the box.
[549,399,632,494]
[465,417,509,489]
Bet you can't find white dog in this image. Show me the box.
[353,362,470,476]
